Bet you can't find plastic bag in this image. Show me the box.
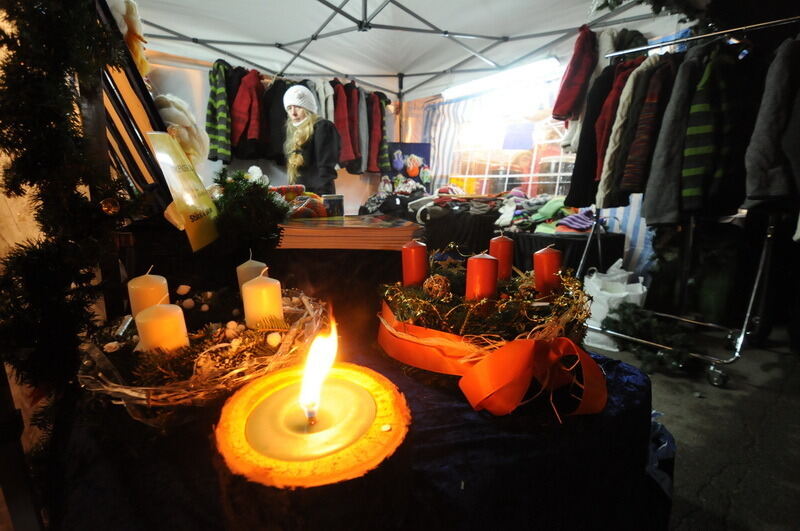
[583,259,647,351]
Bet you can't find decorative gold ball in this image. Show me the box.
[423,274,451,299]
[100,197,121,215]
[518,275,537,298]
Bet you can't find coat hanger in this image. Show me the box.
[260,73,275,89]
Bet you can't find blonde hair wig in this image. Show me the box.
[284,112,320,182]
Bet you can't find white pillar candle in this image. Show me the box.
[242,270,284,329]
[134,304,189,352]
[127,272,169,317]
[237,258,267,291]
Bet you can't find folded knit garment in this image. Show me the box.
[556,210,595,231]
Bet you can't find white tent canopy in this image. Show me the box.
[138,0,688,100]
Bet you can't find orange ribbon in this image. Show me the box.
[378,302,607,417]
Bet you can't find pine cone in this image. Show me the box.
[423,274,451,299]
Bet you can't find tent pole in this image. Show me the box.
[369,23,503,41]
[366,0,391,24]
[387,0,499,67]
[404,67,504,77]
[274,45,396,93]
[316,0,360,25]
[142,20,278,73]
[287,72,400,78]
[285,8,661,79]
[144,0,655,99]
[278,0,350,76]
[502,1,638,69]
[404,0,638,96]
[144,20,393,90]
[404,40,504,95]
[143,26,360,47]
[507,12,656,41]
[606,14,800,57]
[283,27,359,46]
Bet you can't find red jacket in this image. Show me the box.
[331,80,355,164]
[345,82,361,162]
[552,25,598,121]
[594,57,644,181]
[230,69,262,146]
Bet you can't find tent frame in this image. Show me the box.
[142,0,661,102]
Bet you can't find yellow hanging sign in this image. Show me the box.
[147,132,218,252]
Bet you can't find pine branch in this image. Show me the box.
[0,0,128,388]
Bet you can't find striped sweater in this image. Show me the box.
[621,55,679,193]
[205,60,232,162]
[680,48,736,213]
[377,92,392,175]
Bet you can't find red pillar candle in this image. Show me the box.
[533,246,563,296]
[489,235,514,281]
[401,240,428,286]
[465,253,498,300]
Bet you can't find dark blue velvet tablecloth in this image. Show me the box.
[346,349,656,531]
[58,342,660,531]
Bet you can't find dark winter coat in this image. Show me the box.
[295,119,341,196]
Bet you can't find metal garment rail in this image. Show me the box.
[578,214,778,386]
[605,14,800,58]
[577,16,800,385]
[577,14,800,383]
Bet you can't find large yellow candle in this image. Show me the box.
[217,361,411,488]
[236,258,267,291]
[242,269,284,329]
[127,271,169,317]
[134,304,189,352]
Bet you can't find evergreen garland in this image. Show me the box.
[212,168,290,259]
[602,302,702,374]
[0,0,127,388]
[383,252,590,341]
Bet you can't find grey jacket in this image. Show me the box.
[643,41,716,225]
[744,37,800,205]
[358,87,370,174]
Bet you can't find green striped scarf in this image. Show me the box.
[206,60,232,162]
[680,48,734,212]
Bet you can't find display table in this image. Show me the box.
[424,210,625,273]
[54,334,666,530]
[512,231,626,273]
[277,215,422,251]
[424,210,500,254]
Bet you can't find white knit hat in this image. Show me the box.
[283,84,318,114]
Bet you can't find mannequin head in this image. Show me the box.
[286,104,308,124]
[284,110,320,182]
[283,84,318,119]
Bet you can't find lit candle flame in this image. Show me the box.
[299,320,337,424]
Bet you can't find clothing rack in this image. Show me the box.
[579,14,800,385]
[605,14,800,58]
[578,211,776,386]
[142,0,665,100]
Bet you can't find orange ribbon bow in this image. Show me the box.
[378,302,607,417]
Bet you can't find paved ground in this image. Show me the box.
[595,327,800,531]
